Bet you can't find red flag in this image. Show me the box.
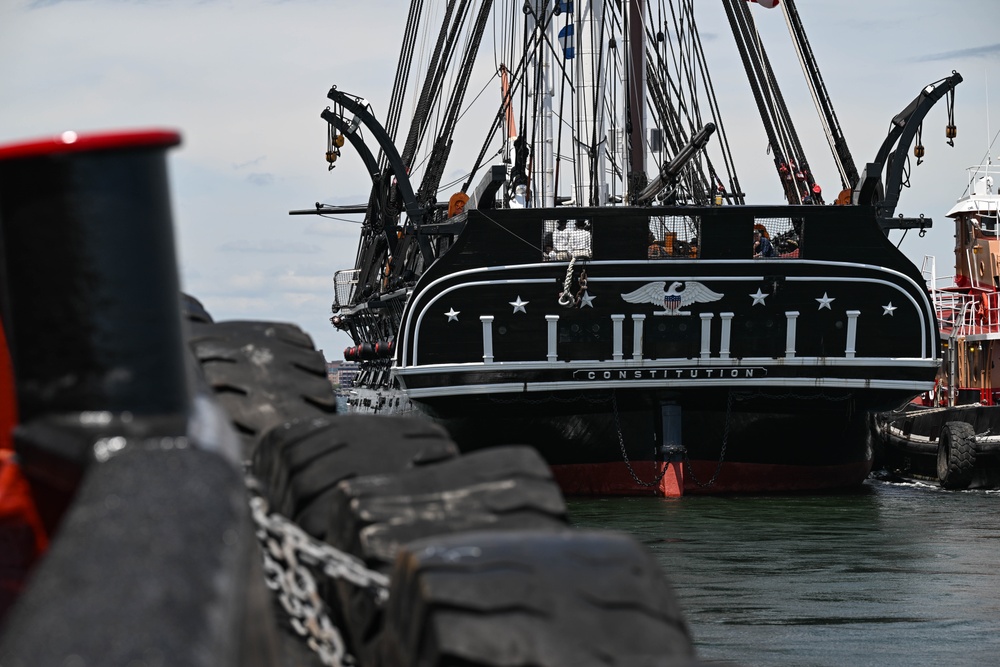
[748,0,780,7]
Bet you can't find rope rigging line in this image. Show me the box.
[386,0,764,212]
[604,33,624,191]
[421,1,468,161]
[511,2,578,206]
[417,0,496,206]
[780,0,858,189]
[609,1,634,193]
[644,12,692,202]
[674,0,703,139]
[590,9,610,206]
[518,5,530,149]
[526,4,545,207]
[436,0,495,142]
[461,13,559,194]
[614,0,726,205]
[459,1,736,208]
[399,0,464,168]
[685,0,744,202]
[722,0,804,204]
[552,4,574,206]
[742,4,796,163]
[664,0,699,136]
[453,68,502,126]
[748,12,821,202]
[473,209,548,254]
[523,13,577,138]
[435,148,503,195]
[381,0,426,169]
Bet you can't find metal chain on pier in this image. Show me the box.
[246,475,390,667]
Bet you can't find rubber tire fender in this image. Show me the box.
[937,420,976,489]
[327,445,569,566]
[250,414,459,539]
[249,414,459,660]
[379,529,698,667]
[187,320,338,457]
[181,292,213,324]
[324,446,570,662]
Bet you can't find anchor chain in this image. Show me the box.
[682,391,732,488]
[612,391,674,487]
[246,474,390,667]
[575,270,589,305]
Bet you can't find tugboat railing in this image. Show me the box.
[923,256,1000,339]
[932,288,1000,339]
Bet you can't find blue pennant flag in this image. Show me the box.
[558,23,575,59]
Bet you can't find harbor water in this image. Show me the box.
[568,479,1000,667]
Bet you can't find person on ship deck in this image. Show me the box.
[753,228,777,258]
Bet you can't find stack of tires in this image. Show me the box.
[184,297,706,667]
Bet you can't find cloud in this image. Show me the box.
[303,219,364,237]
[217,240,322,254]
[914,43,1000,63]
[276,273,330,292]
[233,155,267,170]
[205,265,333,296]
[203,295,272,315]
[246,172,274,186]
[224,271,268,292]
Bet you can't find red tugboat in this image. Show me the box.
[875,161,1000,489]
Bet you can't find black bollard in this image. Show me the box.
[0,129,189,420]
[0,130,280,666]
[0,129,191,505]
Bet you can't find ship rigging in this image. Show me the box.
[300,0,959,496]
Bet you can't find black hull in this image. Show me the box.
[344,205,939,496]
[442,389,876,495]
[875,404,1000,488]
[350,385,876,495]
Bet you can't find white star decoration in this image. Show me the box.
[749,288,769,306]
[816,292,835,310]
[579,291,596,308]
[445,307,460,322]
[509,296,529,313]
[882,302,897,316]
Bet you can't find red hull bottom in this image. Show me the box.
[551,459,873,496]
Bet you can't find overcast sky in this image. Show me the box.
[1,0,998,361]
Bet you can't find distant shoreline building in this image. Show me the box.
[326,359,358,390]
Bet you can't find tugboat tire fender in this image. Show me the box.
[937,421,976,489]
